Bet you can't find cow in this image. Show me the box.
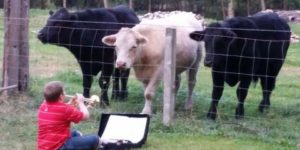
[189,12,291,119]
[37,6,140,105]
[102,12,204,115]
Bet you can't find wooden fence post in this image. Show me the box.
[163,28,176,126]
[19,0,29,92]
[1,0,29,96]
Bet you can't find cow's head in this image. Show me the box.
[102,28,148,69]
[37,8,77,45]
[190,22,236,67]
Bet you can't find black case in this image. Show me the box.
[98,113,150,150]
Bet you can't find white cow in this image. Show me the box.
[102,13,204,115]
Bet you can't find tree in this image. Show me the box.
[283,0,288,9]
[148,0,151,12]
[129,0,134,9]
[260,0,266,10]
[63,0,66,7]
[221,0,226,19]
[227,0,235,18]
[103,0,109,8]
[246,0,250,16]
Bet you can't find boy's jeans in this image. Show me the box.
[59,130,99,150]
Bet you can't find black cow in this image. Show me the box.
[37,6,140,105]
[190,12,290,119]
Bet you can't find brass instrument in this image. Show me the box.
[65,94,100,107]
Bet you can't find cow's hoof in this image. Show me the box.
[111,91,120,100]
[118,91,128,101]
[184,100,193,110]
[235,105,244,119]
[235,114,244,119]
[207,111,217,120]
[141,108,152,116]
[112,91,128,101]
[100,100,109,108]
[258,103,270,113]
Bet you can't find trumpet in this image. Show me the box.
[65,94,100,106]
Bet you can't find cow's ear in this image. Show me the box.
[70,13,78,20]
[190,31,205,41]
[49,10,54,16]
[223,29,237,38]
[137,34,148,45]
[102,35,116,46]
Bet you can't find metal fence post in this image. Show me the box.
[163,28,176,126]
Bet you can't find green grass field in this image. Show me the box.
[0,9,300,150]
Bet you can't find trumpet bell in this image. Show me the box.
[90,95,100,103]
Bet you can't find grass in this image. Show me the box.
[0,9,300,150]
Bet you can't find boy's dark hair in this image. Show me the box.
[43,81,64,102]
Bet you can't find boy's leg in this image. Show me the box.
[71,129,82,137]
[59,135,100,150]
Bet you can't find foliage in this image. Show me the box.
[23,0,300,19]
[0,8,300,150]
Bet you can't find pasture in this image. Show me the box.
[0,9,300,150]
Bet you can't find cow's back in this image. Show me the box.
[70,7,139,75]
[108,5,140,26]
[135,13,202,71]
[250,13,291,76]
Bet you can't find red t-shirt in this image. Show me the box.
[37,100,83,150]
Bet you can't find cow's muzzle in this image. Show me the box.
[204,59,212,67]
[116,61,127,69]
[37,32,47,44]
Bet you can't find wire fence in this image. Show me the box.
[0,13,300,125]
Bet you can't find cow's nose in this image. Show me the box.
[116,61,126,68]
[37,32,44,39]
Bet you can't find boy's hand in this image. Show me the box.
[67,96,78,107]
[75,93,85,104]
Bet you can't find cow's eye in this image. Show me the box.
[54,22,62,26]
[132,45,137,49]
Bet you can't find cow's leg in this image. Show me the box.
[83,74,93,98]
[235,79,251,119]
[141,66,163,115]
[120,69,130,100]
[207,71,224,120]
[259,77,275,112]
[175,75,181,94]
[99,65,114,106]
[111,69,120,100]
[185,54,201,110]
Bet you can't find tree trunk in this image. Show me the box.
[103,0,109,8]
[129,0,134,10]
[227,0,234,18]
[46,0,51,8]
[247,0,250,16]
[63,0,67,8]
[221,0,226,20]
[260,0,266,10]
[41,0,46,9]
[283,0,288,10]
[148,0,151,12]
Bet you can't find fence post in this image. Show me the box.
[1,0,29,96]
[163,28,176,126]
[19,0,30,92]
[2,0,21,96]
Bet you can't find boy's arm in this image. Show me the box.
[75,94,90,120]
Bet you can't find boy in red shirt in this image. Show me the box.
[37,81,100,150]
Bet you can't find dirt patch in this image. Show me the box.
[280,66,300,76]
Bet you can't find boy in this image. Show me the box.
[37,81,100,150]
